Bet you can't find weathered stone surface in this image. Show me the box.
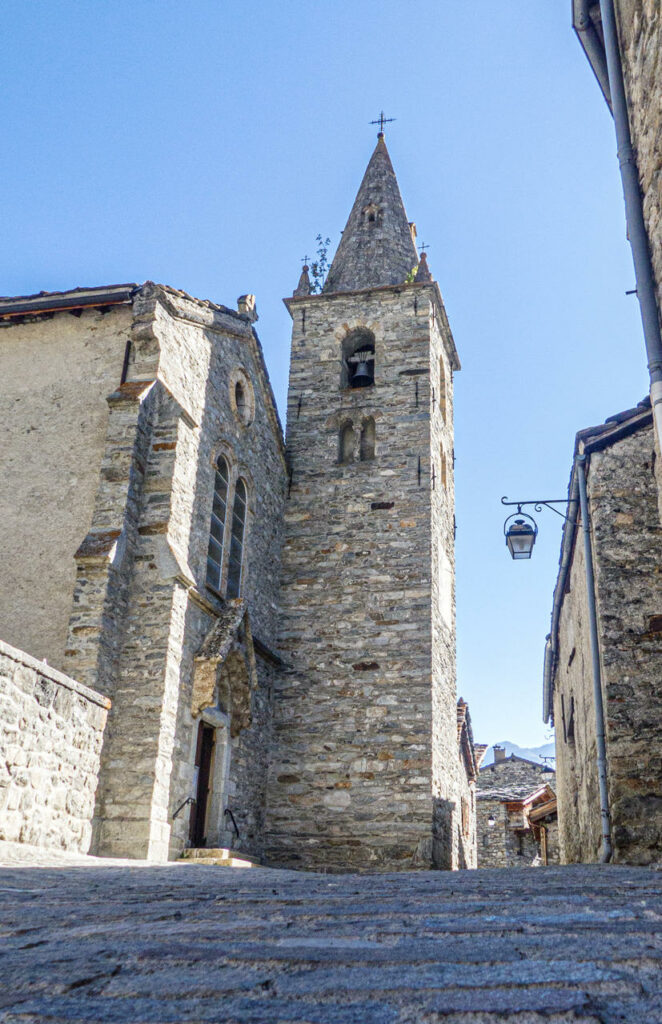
[477,756,558,869]
[0,859,661,1022]
[266,138,470,872]
[550,413,662,865]
[323,135,419,294]
[616,0,662,363]
[0,640,109,853]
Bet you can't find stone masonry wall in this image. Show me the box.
[0,305,131,668]
[553,519,603,864]
[74,286,286,861]
[476,798,539,869]
[616,0,662,342]
[476,759,555,869]
[0,639,110,852]
[266,281,461,871]
[588,426,662,863]
[554,425,662,864]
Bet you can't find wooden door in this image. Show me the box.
[189,722,215,847]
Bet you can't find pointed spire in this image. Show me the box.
[414,251,432,283]
[294,264,311,296]
[323,136,419,294]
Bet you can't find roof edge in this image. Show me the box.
[0,284,138,318]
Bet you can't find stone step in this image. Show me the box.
[179,847,260,869]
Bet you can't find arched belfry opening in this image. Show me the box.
[341,329,375,389]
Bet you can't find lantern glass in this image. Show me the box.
[505,518,536,560]
[487,814,496,828]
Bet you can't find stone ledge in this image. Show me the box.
[0,638,111,710]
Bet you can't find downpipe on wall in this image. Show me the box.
[576,455,612,863]
[599,0,662,452]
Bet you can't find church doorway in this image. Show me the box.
[189,722,215,847]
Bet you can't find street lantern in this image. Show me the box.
[504,516,537,560]
[487,813,496,828]
[501,496,570,560]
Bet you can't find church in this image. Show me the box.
[0,132,481,871]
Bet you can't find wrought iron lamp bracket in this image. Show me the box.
[500,497,573,523]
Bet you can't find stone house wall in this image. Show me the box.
[476,759,556,869]
[615,0,662,338]
[266,280,462,871]
[0,304,132,667]
[0,639,109,852]
[476,798,540,868]
[553,423,662,864]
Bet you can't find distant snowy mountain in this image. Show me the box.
[481,740,556,767]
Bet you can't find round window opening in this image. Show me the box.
[231,373,255,427]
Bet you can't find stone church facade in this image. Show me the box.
[0,136,480,870]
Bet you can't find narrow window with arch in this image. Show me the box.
[360,417,375,461]
[342,329,375,389]
[226,477,247,598]
[339,421,355,464]
[206,455,230,592]
[440,445,448,489]
[439,355,447,421]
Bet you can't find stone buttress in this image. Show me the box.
[265,135,463,870]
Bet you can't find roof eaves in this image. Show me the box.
[0,284,138,319]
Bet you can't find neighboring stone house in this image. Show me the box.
[0,134,483,870]
[544,400,662,864]
[573,0,662,335]
[476,749,558,868]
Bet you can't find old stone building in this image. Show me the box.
[0,134,481,870]
[0,283,286,861]
[476,749,558,868]
[265,133,467,871]
[544,399,662,864]
[574,0,662,336]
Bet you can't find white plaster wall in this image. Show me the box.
[0,306,130,667]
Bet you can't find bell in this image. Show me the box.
[351,360,372,387]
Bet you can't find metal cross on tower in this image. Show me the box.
[419,242,430,255]
[370,111,395,134]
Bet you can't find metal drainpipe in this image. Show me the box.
[576,454,612,863]
[599,0,662,447]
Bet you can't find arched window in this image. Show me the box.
[206,455,230,591]
[339,421,355,464]
[235,381,246,420]
[226,477,247,598]
[342,330,375,389]
[439,356,447,421]
[360,417,375,461]
[440,446,448,489]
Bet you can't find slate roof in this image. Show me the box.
[323,134,419,294]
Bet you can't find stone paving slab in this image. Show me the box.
[0,860,661,1022]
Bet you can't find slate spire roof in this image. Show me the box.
[323,134,420,294]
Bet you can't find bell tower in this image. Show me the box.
[266,132,462,871]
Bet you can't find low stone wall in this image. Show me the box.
[0,639,110,853]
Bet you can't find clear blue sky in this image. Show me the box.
[2,2,648,748]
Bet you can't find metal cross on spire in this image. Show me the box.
[370,110,395,135]
[418,242,430,255]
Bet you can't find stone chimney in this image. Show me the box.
[494,745,506,763]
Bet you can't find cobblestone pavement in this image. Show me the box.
[0,857,661,1023]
